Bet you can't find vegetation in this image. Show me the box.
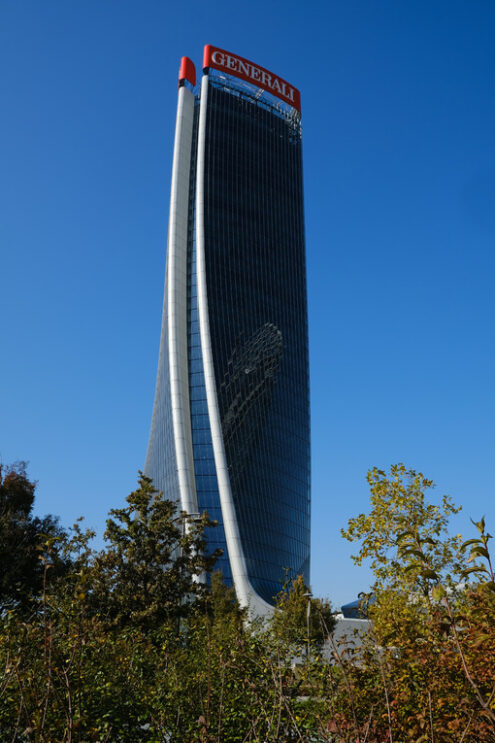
[0,462,494,741]
[0,462,70,614]
[339,464,495,741]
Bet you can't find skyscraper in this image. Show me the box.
[145,46,310,616]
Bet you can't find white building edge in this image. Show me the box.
[159,67,272,618]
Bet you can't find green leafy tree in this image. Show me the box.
[89,471,221,630]
[0,462,68,612]
[341,463,463,593]
[271,574,336,653]
[0,473,226,741]
[337,464,495,741]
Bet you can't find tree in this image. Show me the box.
[89,471,221,630]
[0,462,68,612]
[0,473,228,741]
[341,463,463,594]
[271,574,336,653]
[338,464,495,741]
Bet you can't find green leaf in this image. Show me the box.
[472,516,486,534]
[460,538,482,552]
[469,546,490,560]
[399,548,425,560]
[422,569,440,580]
[420,536,437,547]
[472,633,492,646]
[404,563,421,572]
[459,565,487,579]
[431,585,446,600]
[397,530,416,541]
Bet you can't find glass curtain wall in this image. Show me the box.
[202,76,310,604]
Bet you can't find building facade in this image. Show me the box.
[145,46,310,616]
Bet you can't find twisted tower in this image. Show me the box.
[146,47,310,616]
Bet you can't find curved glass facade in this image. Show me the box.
[146,52,309,610]
[145,263,180,501]
[203,79,310,603]
[188,131,232,581]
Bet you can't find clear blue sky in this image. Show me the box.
[2,1,494,607]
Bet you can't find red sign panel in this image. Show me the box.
[179,56,196,87]
[203,45,301,113]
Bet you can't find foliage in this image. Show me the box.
[341,463,463,592]
[0,462,69,613]
[336,464,495,742]
[1,461,495,741]
[87,471,221,630]
[271,574,335,652]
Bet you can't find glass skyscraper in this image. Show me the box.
[145,47,310,616]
